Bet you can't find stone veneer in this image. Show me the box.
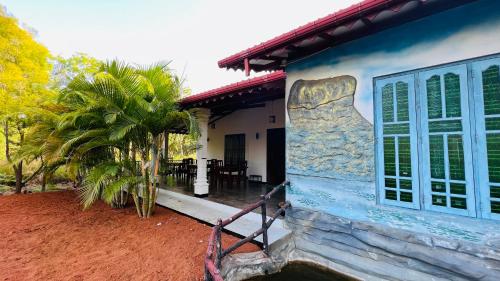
[287,76,374,182]
[222,207,500,281]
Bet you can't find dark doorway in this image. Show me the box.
[224,134,245,166]
[267,128,285,184]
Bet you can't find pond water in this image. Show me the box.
[244,262,357,281]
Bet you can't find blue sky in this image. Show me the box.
[1,0,359,94]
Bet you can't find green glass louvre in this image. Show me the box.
[451,197,467,209]
[399,137,412,177]
[385,190,397,200]
[427,75,442,119]
[382,84,394,123]
[431,181,446,193]
[384,137,396,176]
[429,135,445,179]
[485,117,500,131]
[482,65,500,116]
[491,186,500,198]
[385,178,397,188]
[429,120,462,133]
[448,135,465,181]
[487,134,500,183]
[400,192,413,202]
[491,201,500,214]
[400,180,412,190]
[384,123,409,135]
[444,73,462,118]
[396,82,409,122]
[432,195,447,206]
[450,183,466,195]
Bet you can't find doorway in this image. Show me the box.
[267,128,285,184]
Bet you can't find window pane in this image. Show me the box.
[384,137,396,176]
[224,134,245,165]
[400,192,413,202]
[399,137,411,177]
[431,181,446,193]
[490,186,500,198]
[385,190,397,200]
[432,195,447,206]
[487,134,500,183]
[400,179,412,190]
[482,65,500,116]
[396,82,409,122]
[427,75,442,119]
[385,178,397,188]
[382,84,394,123]
[429,120,463,133]
[429,135,445,179]
[450,183,466,195]
[485,117,500,131]
[383,123,409,135]
[492,201,500,214]
[444,73,462,118]
[448,135,465,181]
[451,197,467,209]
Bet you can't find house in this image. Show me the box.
[172,0,500,279]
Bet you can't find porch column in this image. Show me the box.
[194,108,210,197]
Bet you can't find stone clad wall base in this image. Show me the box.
[284,207,500,281]
[221,207,500,281]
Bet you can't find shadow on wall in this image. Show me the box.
[287,76,374,182]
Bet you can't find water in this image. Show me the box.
[244,262,357,281]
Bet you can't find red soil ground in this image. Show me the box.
[0,191,259,281]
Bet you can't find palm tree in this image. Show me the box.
[58,60,197,218]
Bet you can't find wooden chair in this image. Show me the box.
[236,160,248,185]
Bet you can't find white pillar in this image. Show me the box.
[194,108,210,197]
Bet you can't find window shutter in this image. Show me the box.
[472,58,500,220]
[375,75,420,209]
[419,64,476,217]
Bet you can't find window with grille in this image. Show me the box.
[375,55,500,219]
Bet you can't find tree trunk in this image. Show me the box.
[15,162,23,193]
[141,150,150,218]
[4,121,10,162]
[161,131,169,187]
[14,126,25,194]
[41,172,47,192]
[147,137,161,218]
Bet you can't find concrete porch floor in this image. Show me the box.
[156,189,291,245]
[160,176,286,215]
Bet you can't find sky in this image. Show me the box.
[1,0,360,94]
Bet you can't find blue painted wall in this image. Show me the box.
[285,0,500,243]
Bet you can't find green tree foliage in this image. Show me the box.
[50,53,101,89]
[15,53,103,192]
[0,7,52,193]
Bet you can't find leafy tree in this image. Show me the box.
[16,53,102,192]
[50,53,101,89]
[0,7,52,193]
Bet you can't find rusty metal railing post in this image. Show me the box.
[215,218,223,270]
[260,195,269,255]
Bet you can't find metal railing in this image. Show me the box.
[204,181,291,281]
